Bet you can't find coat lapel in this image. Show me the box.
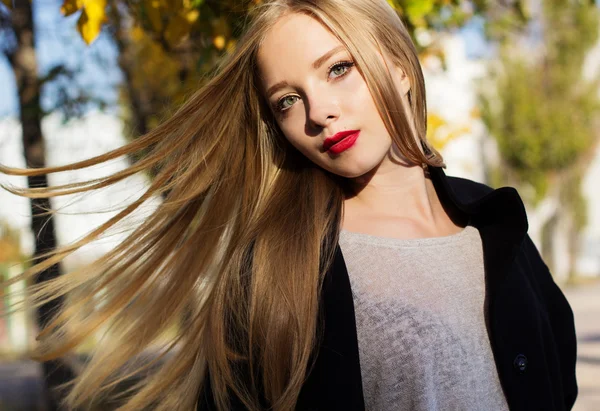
[296,242,365,410]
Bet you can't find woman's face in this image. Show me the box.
[256,12,411,178]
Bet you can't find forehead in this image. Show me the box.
[257,13,344,83]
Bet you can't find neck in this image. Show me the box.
[342,161,461,238]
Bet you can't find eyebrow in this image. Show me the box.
[265,45,347,99]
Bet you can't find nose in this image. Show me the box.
[305,91,340,130]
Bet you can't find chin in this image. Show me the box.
[324,161,380,179]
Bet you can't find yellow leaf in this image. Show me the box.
[213,35,225,50]
[145,0,164,32]
[1,0,13,9]
[427,112,471,151]
[77,0,106,45]
[60,0,83,16]
[84,0,106,23]
[185,9,199,23]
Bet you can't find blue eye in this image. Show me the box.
[274,60,355,113]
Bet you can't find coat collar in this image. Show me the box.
[428,165,528,240]
[427,165,529,289]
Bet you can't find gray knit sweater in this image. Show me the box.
[338,225,509,411]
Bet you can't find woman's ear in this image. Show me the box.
[378,50,411,97]
[397,68,411,96]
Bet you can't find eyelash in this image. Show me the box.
[274,60,355,113]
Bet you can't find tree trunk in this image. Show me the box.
[6,1,74,409]
[108,0,149,138]
[107,2,172,195]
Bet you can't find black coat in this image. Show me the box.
[199,166,578,411]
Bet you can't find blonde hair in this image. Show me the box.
[1,0,443,410]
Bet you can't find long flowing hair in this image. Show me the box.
[1,0,444,409]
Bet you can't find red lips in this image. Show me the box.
[323,129,360,151]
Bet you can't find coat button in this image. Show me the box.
[513,354,528,374]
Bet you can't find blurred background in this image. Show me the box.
[0,0,599,409]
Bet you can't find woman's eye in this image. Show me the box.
[276,95,299,112]
[329,61,354,79]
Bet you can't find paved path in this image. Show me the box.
[0,360,47,411]
[565,280,600,411]
[1,281,599,410]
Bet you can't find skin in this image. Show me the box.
[257,12,463,239]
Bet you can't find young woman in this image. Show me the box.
[1,0,577,410]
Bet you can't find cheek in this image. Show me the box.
[278,124,329,167]
[278,122,300,147]
[278,123,314,157]
[342,71,372,106]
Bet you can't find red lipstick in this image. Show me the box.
[323,130,360,154]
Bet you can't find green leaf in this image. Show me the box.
[405,0,435,22]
